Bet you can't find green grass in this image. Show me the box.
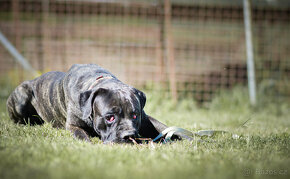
[0,87,289,179]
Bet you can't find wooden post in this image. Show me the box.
[164,0,177,102]
[156,0,165,85]
[37,0,49,72]
[12,0,23,81]
[1,0,37,78]
[42,0,49,72]
[12,0,20,49]
[36,1,44,72]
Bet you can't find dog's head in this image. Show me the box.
[79,85,146,143]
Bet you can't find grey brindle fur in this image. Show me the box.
[7,64,173,143]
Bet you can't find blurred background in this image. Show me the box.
[0,0,289,105]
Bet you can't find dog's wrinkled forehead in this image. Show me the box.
[94,87,141,116]
[119,89,141,112]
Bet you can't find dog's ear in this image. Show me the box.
[134,89,146,109]
[79,88,108,120]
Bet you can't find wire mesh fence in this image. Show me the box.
[0,0,289,103]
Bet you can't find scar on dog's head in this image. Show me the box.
[79,86,146,143]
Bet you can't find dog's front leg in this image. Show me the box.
[66,124,91,142]
[138,112,168,139]
[65,108,92,142]
[146,115,168,133]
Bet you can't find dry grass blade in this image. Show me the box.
[129,137,138,145]
[135,138,153,141]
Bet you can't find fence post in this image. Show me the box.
[243,0,257,105]
[164,0,177,102]
[156,0,165,86]
[12,0,23,81]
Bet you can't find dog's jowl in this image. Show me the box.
[7,64,174,143]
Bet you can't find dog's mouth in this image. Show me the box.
[108,136,154,144]
[122,136,137,144]
[120,133,138,144]
[103,136,154,145]
[102,131,139,144]
[103,137,136,144]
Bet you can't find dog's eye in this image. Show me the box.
[106,115,115,123]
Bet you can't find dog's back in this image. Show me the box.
[6,71,66,127]
[6,64,117,128]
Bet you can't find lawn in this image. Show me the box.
[0,87,289,179]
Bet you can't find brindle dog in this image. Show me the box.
[7,64,176,143]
